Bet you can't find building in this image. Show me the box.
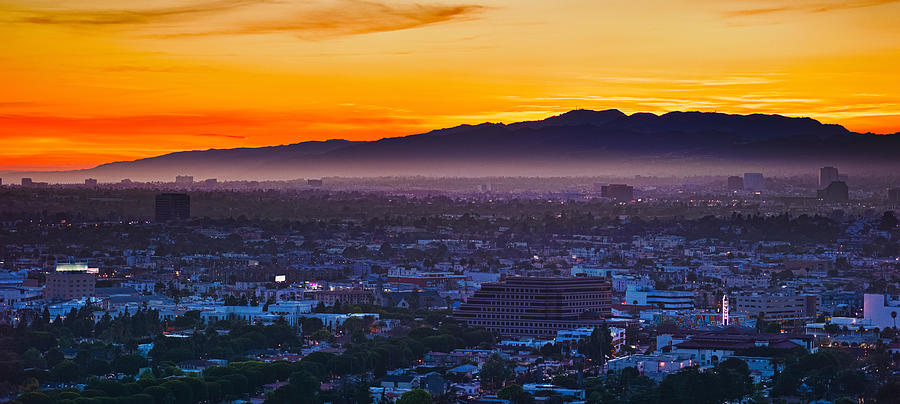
[624,287,694,310]
[672,327,814,366]
[606,353,695,381]
[817,181,849,202]
[887,188,900,203]
[600,184,634,201]
[743,173,765,191]
[729,292,820,323]
[313,289,374,306]
[175,175,194,184]
[863,294,900,329]
[84,178,98,186]
[155,193,191,221]
[522,384,585,400]
[556,326,626,350]
[45,263,96,300]
[307,179,323,187]
[727,176,744,191]
[386,267,465,287]
[21,178,32,186]
[818,166,840,188]
[453,277,612,338]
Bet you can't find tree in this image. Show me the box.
[878,211,898,231]
[498,384,533,404]
[288,370,321,404]
[717,358,752,403]
[113,354,149,376]
[480,354,513,391]
[50,360,81,382]
[19,392,52,404]
[22,348,46,369]
[578,326,613,364]
[301,318,324,335]
[396,389,432,404]
[143,386,175,404]
[877,378,900,403]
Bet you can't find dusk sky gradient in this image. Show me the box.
[2,0,900,170]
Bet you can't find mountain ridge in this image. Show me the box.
[5,109,899,182]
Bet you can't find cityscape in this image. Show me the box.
[1,166,899,403]
[4,0,900,403]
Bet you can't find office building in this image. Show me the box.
[817,181,849,202]
[313,289,374,306]
[818,166,840,188]
[624,287,694,310]
[21,178,32,186]
[84,178,98,186]
[600,184,634,201]
[175,175,194,185]
[729,292,820,323]
[727,176,743,191]
[743,173,765,191]
[155,193,191,221]
[863,294,900,329]
[307,179,323,187]
[453,277,612,337]
[45,263,96,300]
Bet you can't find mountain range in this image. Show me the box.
[7,109,900,182]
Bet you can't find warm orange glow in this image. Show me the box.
[2,0,900,170]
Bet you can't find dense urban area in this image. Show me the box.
[1,170,900,404]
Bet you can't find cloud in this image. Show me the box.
[721,0,900,18]
[11,0,267,26]
[158,0,487,39]
[9,0,486,39]
[196,133,247,139]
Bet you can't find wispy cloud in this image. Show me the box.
[10,0,267,26]
[7,0,486,39]
[158,0,487,39]
[195,133,246,139]
[721,0,900,18]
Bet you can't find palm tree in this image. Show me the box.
[892,311,897,331]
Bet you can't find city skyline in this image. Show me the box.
[3,0,900,170]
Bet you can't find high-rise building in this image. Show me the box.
[743,173,765,191]
[175,175,194,185]
[453,277,612,337]
[21,178,33,186]
[727,176,744,191]
[600,184,634,201]
[155,193,191,221]
[818,166,840,188]
[888,188,900,203]
[45,263,96,300]
[817,181,849,202]
[84,178,98,186]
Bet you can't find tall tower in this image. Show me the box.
[722,294,730,326]
[818,166,840,188]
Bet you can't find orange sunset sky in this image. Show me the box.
[2,0,900,171]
